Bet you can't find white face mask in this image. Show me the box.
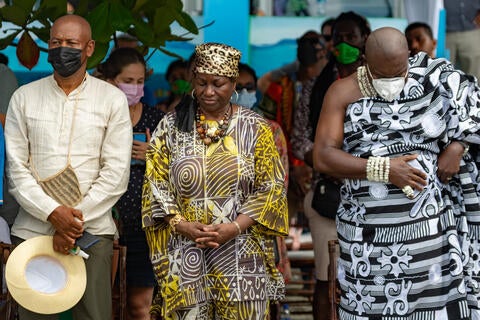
[367,65,407,102]
[231,88,257,109]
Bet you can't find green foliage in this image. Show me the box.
[0,0,199,69]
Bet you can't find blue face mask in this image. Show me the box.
[231,88,257,109]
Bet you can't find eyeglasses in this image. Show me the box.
[236,84,256,91]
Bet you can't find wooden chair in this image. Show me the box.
[0,243,17,320]
[328,239,340,320]
[283,233,315,315]
[111,243,127,320]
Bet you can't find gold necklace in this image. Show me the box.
[357,66,377,98]
[195,104,232,145]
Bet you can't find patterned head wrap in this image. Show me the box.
[194,43,241,78]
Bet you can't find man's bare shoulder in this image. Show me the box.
[326,73,362,108]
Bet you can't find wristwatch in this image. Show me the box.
[169,214,186,233]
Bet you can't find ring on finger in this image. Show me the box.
[401,185,415,199]
[446,177,452,181]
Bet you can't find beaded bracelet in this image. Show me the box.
[366,156,390,183]
[383,157,390,182]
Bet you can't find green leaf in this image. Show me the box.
[35,0,68,22]
[155,46,182,59]
[148,36,166,49]
[153,7,174,34]
[0,4,29,26]
[120,0,136,9]
[0,0,199,70]
[73,0,92,16]
[165,0,182,11]
[132,19,154,46]
[165,34,193,42]
[28,25,50,43]
[0,30,20,50]
[109,3,134,31]
[87,41,109,69]
[131,0,150,13]
[86,2,114,43]
[15,0,37,12]
[175,11,198,34]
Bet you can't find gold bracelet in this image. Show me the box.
[232,221,242,235]
[457,141,470,157]
[169,214,186,233]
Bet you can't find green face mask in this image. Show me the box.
[171,79,192,95]
[334,42,361,65]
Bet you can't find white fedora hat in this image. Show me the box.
[5,235,87,314]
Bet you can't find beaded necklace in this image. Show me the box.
[357,66,377,98]
[195,104,232,145]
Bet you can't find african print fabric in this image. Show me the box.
[337,52,480,319]
[142,107,288,318]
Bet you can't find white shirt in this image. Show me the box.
[5,73,132,239]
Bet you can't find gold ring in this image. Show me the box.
[446,177,452,181]
[64,246,69,251]
[401,185,415,199]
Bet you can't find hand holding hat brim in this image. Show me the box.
[5,235,86,314]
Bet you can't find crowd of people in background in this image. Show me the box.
[1,2,480,320]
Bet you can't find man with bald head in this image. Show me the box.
[5,14,132,319]
[313,27,480,318]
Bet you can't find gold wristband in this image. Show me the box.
[232,221,242,235]
[169,214,186,233]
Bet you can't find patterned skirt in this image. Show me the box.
[336,157,480,319]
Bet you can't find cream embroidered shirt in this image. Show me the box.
[5,73,132,239]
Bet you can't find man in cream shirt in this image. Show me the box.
[4,14,132,320]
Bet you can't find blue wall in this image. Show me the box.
[2,15,408,105]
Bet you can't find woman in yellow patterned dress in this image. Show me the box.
[142,43,289,320]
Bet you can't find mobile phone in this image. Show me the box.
[133,132,147,143]
[132,132,147,165]
[75,231,100,250]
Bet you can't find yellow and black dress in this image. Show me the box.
[142,107,288,318]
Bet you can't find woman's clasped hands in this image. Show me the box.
[174,219,241,249]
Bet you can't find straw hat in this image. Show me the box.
[5,235,87,314]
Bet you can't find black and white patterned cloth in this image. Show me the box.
[337,52,480,319]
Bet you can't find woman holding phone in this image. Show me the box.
[96,47,164,320]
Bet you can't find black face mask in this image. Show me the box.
[47,46,83,77]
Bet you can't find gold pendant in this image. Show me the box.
[203,137,212,145]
